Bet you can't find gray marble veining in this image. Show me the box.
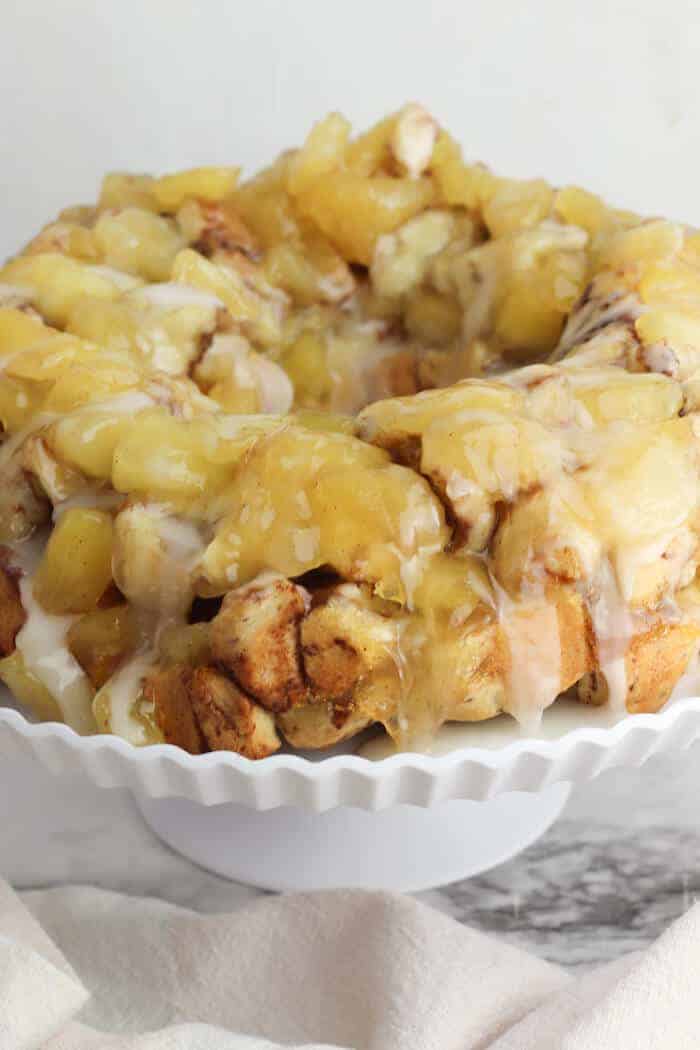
[3,740,700,972]
[438,822,700,968]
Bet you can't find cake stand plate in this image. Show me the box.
[5,681,700,892]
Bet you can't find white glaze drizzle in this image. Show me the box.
[588,559,634,714]
[15,574,95,734]
[129,282,222,310]
[494,580,562,731]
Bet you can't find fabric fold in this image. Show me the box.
[0,877,688,1049]
[0,881,88,1050]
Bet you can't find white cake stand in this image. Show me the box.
[2,679,700,891]
[135,784,571,892]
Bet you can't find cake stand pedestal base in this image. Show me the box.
[136,781,571,892]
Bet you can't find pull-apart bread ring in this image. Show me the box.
[1,105,699,756]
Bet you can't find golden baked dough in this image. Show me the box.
[1,104,700,756]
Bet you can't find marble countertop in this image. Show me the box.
[3,742,700,972]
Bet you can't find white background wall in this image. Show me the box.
[2,0,700,256]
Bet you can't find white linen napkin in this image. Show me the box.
[0,877,697,1049]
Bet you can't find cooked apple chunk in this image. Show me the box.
[32,508,115,615]
[0,650,63,722]
[200,425,448,600]
[67,605,138,689]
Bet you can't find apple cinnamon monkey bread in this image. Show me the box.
[1,103,700,757]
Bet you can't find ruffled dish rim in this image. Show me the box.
[2,696,700,811]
